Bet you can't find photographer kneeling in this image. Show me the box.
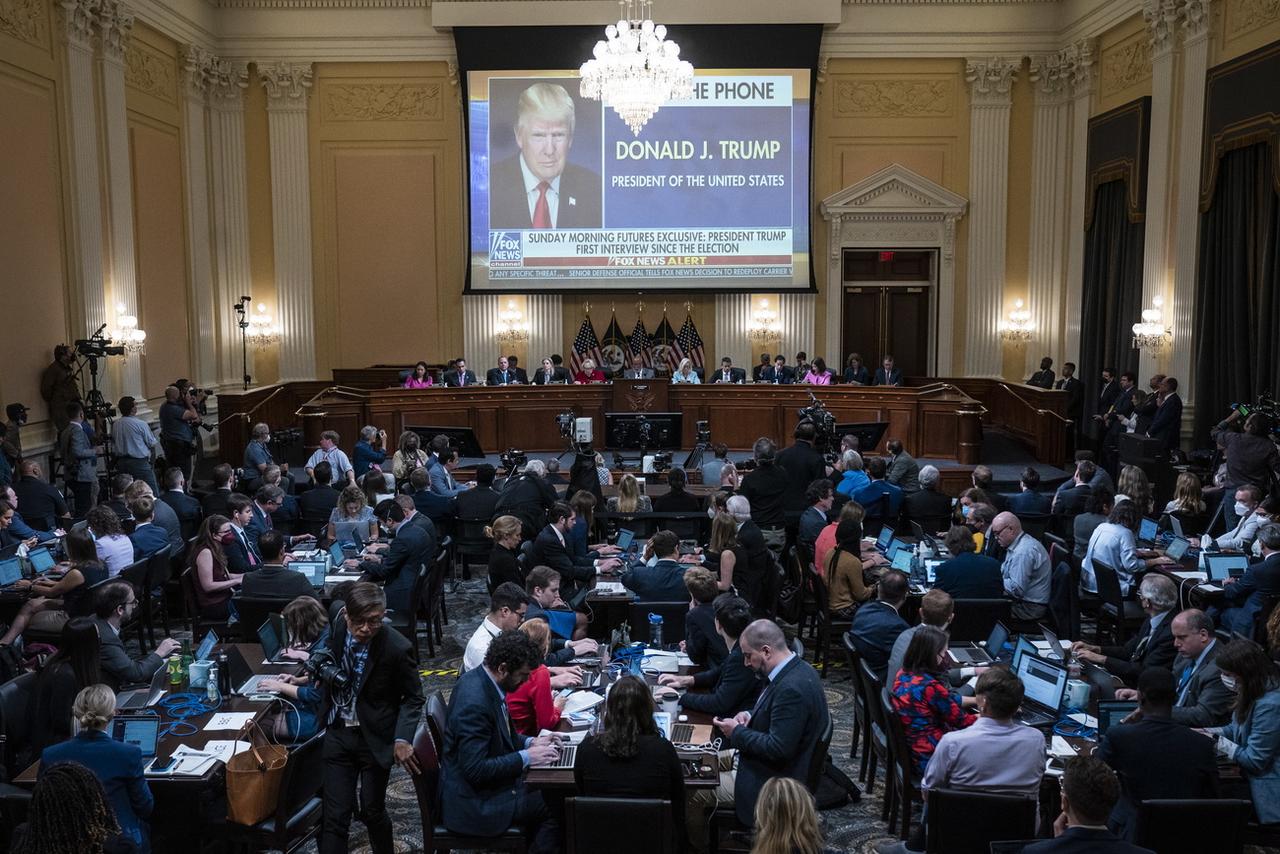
[314,582,424,854]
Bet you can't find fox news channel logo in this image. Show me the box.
[490,231,523,266]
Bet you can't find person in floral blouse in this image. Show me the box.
[889,625,978,774]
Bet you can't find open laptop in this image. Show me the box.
[258,614,294,664]
[289,559,328,589]
[950,621,1009,665]
[924,559,943,585]
[909,521,943,552]
[1038,623,1071,665]
[27,547,57,575]
[614,528,636,553]
[1137,517,1159,548]
[890,548,914,574]
[116,665,171,710]
[1097,699,1139,735]
[195,630,218,662]
[654,711,713,745]
[1165,535,1191,562]
[1202,554,1250,589]
[1163,514,1184,538]
[0,558,22,589]
[1013,653,1068,728]
[874,526,895,554]
[112,713,160,757]
[1010,636,1038,671]
[226,646,280,695]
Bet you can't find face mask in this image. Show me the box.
[220,532,236,545]
[1235,502,1252,518]
[1221,674,1238,691]
[961,504,972,517]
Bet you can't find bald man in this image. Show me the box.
[991,512,1051,621]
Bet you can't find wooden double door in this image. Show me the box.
[841,284,932,379]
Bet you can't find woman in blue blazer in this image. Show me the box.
[1212,639,1280,822]
[41,684,154,852]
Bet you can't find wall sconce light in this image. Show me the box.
[496,299,529,344]
[1132,296,1171,352]
[246,302,281,348]
[110,303,147,354]
[747,297,779,343]
[999,298,1033,342]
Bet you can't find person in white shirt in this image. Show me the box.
[305,430,355,486]
[1212,484,1266,551]
[462,582,527,672]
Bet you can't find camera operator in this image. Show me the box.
[316,582,424,854]
[159,386,200,487]
[1213,408,1280,528]
[495,459,558,539]
[777,420,830,514]
[59,402,98,518]
[40,344,80,432]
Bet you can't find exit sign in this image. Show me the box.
[879,251,896,262]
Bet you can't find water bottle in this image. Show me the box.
[217,652,231,696]
[206,665,219,703]
[649,613,664,648]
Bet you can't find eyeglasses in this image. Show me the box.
[348,614,385,629]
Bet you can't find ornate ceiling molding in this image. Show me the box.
[259,60,312,103]
[965,56,1019,104]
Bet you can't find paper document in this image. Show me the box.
[593,582,627,595]
[202,739,253,763]
[1049,736,1078,758]
[203,712,257,731]
[1067,712,1099,729]
[562,691,605,715]
[325,574,354,584]
[1168,570,1207,581]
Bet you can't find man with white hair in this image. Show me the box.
[991,511,1052,622]
[903,464,952,526]
[727,495,772,610]
[493,457,558,537]
[1073,573,1179,686]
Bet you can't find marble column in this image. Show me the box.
[207,59,251,389]
[714,293,760,370]
[525,294,564,368]
[963,57,1018,378]
[1027,51,1073,376]
[462,295,501,373]
[96,0,144,401]
[1169,0,1211,429]
[179,46,218,390]
[1139,0,1181,378]
[260,62,316,383]
[1062,39,1096,365]
[58,0,106,340]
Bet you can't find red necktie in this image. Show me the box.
[532,181,551,228]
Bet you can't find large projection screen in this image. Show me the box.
[467,68,812,292]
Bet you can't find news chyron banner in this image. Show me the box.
[467,69,811,292]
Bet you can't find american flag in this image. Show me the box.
[673,311,705,368]
[628,318,652,368]
[570,314,603,374]
[650,314,678,372]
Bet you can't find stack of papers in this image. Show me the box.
[562,692,606,715]
[203,712,257,731]
[148,740,252,776]
[593,581,627,595]
[1049,736,1078,759]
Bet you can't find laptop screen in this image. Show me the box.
[112,716,160,757]
[1096,700,1138,735]
[1165,536,1190,561]
[0,558,21,586]
[615,528,635,551]
[28,548,56,573]
[925,559,943,584]
[1016,653,1068,712]
[290,561,327,587]
[985,621,1009,654]
[891,549,914,573]
[876,526,894,551]
[1139,517,1158,542]
[196,630,218,661]
[257,618,284,661]
[1011,636,1037,671]
[328,543,346,567]
[1206,554,1249,582]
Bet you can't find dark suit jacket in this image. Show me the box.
[1147,393,1183,449]
[531,525,593,598]
[844,365,872,385]
[441,665,531,836]
[488,154,602,230]
[848,601,909,683]
[240,564,318,600]
[359,520,433,613]
[129,524,170,561]
[1171,640,1234,727]
[245,502,275,550]
[1096,715,1218,840]
[1220,552,1280,636]
[442,369,479,388]
[159,489,201,531]
[873,367,903,386]
[1056,375,1084,421]
[1027,368,1055,389]
[43,731,153,851]
[298,484,340,522]
[777,441,828,513]
[735,520,773,606]
[759,365,793,384]
[1053,483,1093,516]
[682,642,759,717]
[1098,379,1122,414]
[1006,490,1052,515]
[200,488,233,519]
[730,655,829,825]
[1101,613,1178,686]
[684,602,728,669]
[487,544,523,591]
[1022,826,1157,854]
[96,617,164,689]
[903,488,953,527]
[532,366,572,385]
[710,367,746,384]
[319,606,424,768]
[411,489,456,530]
[485,368,521,386]
[621,558,688,602]
[933,551,1005,599]
[494,472,558,536]
[797,506,828,556]
[454,486,501,523]
[224,528,259,575]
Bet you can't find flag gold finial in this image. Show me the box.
[684,300,693,314]
[583,301,591,315]
[636,299,645,316]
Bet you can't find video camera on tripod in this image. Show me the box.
[798,391,839,459]
[1231,393,1280,430]
[74,324,124,421]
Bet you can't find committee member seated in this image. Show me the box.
[621,530,688,602]
[933,525,1003,599]
[93,580,180,689]
[1215,523,1280,636]
[572,358,606,384]
[42,684,154,853]
[622,354,654,379]
[873,354,903,387]
[1072,573,1178,687]
[462,582,528,672]
[671,358,701,384]
[442,357,478,388]
[441,630,561,853]
[1023,756,1155,854]
[403,360,433,388]
[486,356,522,386]
[991,512,1052,622]
[711,357,745,384]
[1211,638,1280,823]
[659,596,758,718]
[760,354,793,384]
[847,569,910,683]
[1095,667,1219,841]
[532,356,570,385]
[241,530,319,600]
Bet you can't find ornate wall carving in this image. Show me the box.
[0,0,47,48]
[322,83,441,122]
[832,79,953,118]
[1101,32,1152,96]
[125,40,177,104]
[1226,0,1280,35]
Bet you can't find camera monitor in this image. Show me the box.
[406,425,484,459]
[833,422,890,455]
[604,412,683,451]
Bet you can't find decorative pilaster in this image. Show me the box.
[1027,51,1074,376]
[260,62,316,382]
[525,294,563,372]
[1139,0,1180,378]
[96,0,143,400]
[207,59,251,388]
[1062,39,1096,365]
[1169,0,1210,431]
[963,57,1018,378]
[180,46,218,389]
[59,0,107,339]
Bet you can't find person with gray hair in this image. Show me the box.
[1215,522,1280,637]
[726,494,751,523]
[490,80,602,230]
[991,512,1052,622]
[835,449,869,496]
[1109,608,1232,727]
[1073,572,1179,687]
[903,463,953,530]
[494,457,558,538]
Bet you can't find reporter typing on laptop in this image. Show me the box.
[93,580,180,690]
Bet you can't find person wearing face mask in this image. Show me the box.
[1213,523,1280,637]
[1205,638,1280,823]
[188,514,244,620]
[1252,496,1280,557]
[1210,484,1267,552]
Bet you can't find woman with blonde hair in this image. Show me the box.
[704,511,745,592]
[671,358,700,384]
[485,514,525,590]
[574,358,606,384]
[594,451,613,486]
[392,430,430,482]
[1116,464,1153,514]
[607,473,652,513]
[327,484,377,544]
[750,776,835,854]
[1163,471,1206,516]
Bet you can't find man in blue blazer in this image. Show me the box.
[659,597,758,718]
[848,570,911,682]
[441,629,561,852]
[1216,525,1280,636]
[1005,467,1052,514]
[1024,755,1158,854]
[348,500,434,615]
[127,497,170,561]
[429,448,472,497]
[932,526,1005,599]
[873,355,903,387]
[621,530,688,602]
[709,619,829,826]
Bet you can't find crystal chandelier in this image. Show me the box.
[580,0,694,136]
[1131,296,1170,352]
[747,298,780,343]
[999,299,1033,342]
[110,303,147,354]
[246,302,281,348]
[496,300,529,344]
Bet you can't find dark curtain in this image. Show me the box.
[1193,143,1280,443]
[1079,179,1145,427]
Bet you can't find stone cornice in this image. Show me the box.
[965,56,1019,104]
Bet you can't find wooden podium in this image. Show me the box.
[611,378,670,413]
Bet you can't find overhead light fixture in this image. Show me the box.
[747,297,780,343]
[246,302,280,348]
[1132,296,1170,352]
[496,299,529,344]
[580,0,694,136]
[110,303,147,354]
[999,298,1033,342]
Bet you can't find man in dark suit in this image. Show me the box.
[489,82,601,231]
[852,457,904,521]
[1056,362,1085,428]
[1005,466,1052,514]
[751,353,772,382]
[621,529,687,602]
[248,485,314,552]
[442,630,560,852]
[759,355,793,385]
[903,465,953,529]
[1052,460,1098,517]
[442,358,479,388]
[1027,356,1056,389]
[486,356,522,386]
[455,463,501,522]
[1099,372,1137,472]
[728,496,774,609]
[873,354,903,386]
[159,467,202,535]
[1024,756,1159,854]
[531,502,620,603]
[505,355,529,385]
[298,461,341,527]
[777,422,829,515]
[495,461,559,538]
[201,463,237,519]
[93,580,181,689]
[1073,573,1179,686]
[127,497,170,561]
[408,467,456,532]
[12,460,70,530]
[848,570,910,682]
[621,354,655,379]
[933,525,1004,599]
[240,530,319,600]
[532,357,571,385]
[347,500,433,615]
[225,494,261,574]
[1145,376,1183,451]
[710,357,746,384]
[1216,524,1280,636]
[1094,667,1218,841]
[706,619,829,827]
[1112,609,1233,727]
[797,479,833,558]
[316,583,424,854]
[659,596,758,718]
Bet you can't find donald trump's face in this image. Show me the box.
[517,115,572,182]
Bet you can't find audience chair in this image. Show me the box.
[880,685,923,840]
[987,842,1035,854]
[925,789,1037,854]
[224,732,325,852]
[858,660,892,814]
[386,563,429,662]
[230,594,294,642]
[1014,513,1050,544]
[1093,560,1143,644]
[842,637,871,782]
[861,496,890,540]
[426,691,449,749]
[119,557,151,652]
[453,517,494,580]
[1253,593,1280,645]
[627,601,688,646]
[1134,798,1250,854]
[420,549,452,660]
[179,568,231,640]
[948,599,1012,643]
[0,672,36,772]
[803,565,852,678]
[145,546,174,645]
[565,797,675,854]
